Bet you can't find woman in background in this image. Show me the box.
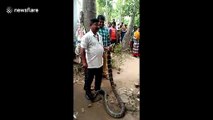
[120,24,127,42]
[132,27,140,57]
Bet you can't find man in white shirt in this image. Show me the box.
[80,18,104,101]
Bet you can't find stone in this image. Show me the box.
[129,99,135,105]
[118,88,127,95]
[136,106,140,111]
[126,90,133,96]
[120,94,129,103]
[136,98,140,101]
[125,103,137,111]
[81,108,85,113]
[77,82,82,85]
[73,114,77,119]
[87,103,92,107]
[137,91,140,98]
[73,112,78,119]
[134,83,140,88]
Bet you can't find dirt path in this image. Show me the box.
[73,54,140,120]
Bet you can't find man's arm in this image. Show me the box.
[107,29,112,51]
[80,36,88,69]
[103,29,111,51]
[108,30,111,46]
[80,47,88,69]
[115,29,118,41]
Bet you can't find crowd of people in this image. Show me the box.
[106,19,140,57]
[107,20,128,44]
[75,14,140,101]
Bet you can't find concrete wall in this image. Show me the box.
[73,0,78,39]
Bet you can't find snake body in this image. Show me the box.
[96,51,126,118]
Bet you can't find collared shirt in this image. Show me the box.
[98,26,111,47]
[81,30,104,68]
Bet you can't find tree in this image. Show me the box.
[106,0,113,22]
[114,0,126,22]
[121,0,140,50]
[95,0,140,50]
[96,0,113,23]
[134,12,140,26]
[96,0,105,15]
[83,0,97,32]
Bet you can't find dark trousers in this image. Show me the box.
[111,40,116,45]
[84,66,103,94]
[121,31,126,42]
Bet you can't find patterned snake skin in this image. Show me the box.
[95,51,126,118]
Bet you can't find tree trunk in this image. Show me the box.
[122,14,135,50]
[83,0,96,32]
[122,0,138,51]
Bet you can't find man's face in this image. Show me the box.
[98,20,104,28]
[91,22,99,32]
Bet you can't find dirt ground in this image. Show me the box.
[73,54,140,120]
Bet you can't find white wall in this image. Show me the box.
[73,0,83,40]
[73,0,78,39]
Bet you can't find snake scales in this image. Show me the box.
[95,50,126,118]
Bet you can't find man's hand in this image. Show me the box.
[82,62,88,69]
[109,46,113,51]
[104,46,110,51]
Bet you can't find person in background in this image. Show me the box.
[121,23,127,42]
[120,22,123,29]
[112,19,116,26]
[132,27,140,57]
[116,23,121,43]
[97,15,111,80]
[107,22,112,33]
[116,23,120,30]
[108,22,112,28]
[109,22,117,45]
[125,24,128,29]
[80,18,104,101]
[133,26,138,32]
[130,26,138,52]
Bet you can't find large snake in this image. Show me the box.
[95,50,126,118]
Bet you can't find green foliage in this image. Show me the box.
[96,0,113,21]
[124,19,129,25]
[113,44,122,55]
[96,0,140,29]
[111,44,129,70]
[96,0,105,15]
[134,13,140,27]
